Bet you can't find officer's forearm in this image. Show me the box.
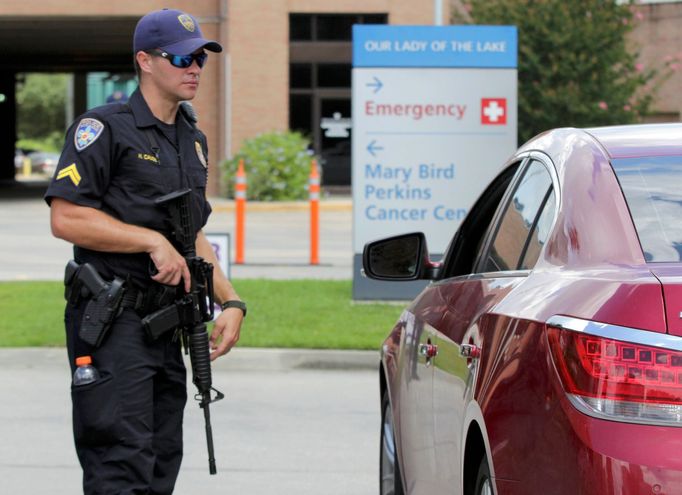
[195,230,241,304]
[50,198,164,254]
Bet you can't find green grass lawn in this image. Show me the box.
[0,280,405,349]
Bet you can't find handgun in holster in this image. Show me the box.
[64,260,126,347]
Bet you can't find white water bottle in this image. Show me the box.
[73,355,100,385]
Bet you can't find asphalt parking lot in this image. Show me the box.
[0,179,382,494]
[0,348,380,495]
[0,179,354,281]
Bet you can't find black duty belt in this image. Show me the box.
[120,284,179,318]
[120,287,144,310]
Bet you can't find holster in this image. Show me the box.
[64,260,126,347]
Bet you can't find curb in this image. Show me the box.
[0,347,380,372]
[212,347,380,372]
[210,199,352,213]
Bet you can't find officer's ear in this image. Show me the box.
[136,50,154,76]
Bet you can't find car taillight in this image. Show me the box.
[547,323,682,426]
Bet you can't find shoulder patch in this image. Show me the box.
[75,118,104,152]
[195,141,207,168]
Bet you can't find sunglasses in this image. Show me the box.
[149,49,208,69]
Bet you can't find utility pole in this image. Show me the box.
[434,0,442,25]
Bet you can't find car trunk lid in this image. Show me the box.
[649,264,682,336]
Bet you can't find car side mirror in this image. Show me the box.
[362,232,441,281]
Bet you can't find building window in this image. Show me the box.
[290,64,312,89]
[289,13,387,185]
[290,94,312,136]
[289,13,388,41]
[290,15,313,41]
[317,63,351,88]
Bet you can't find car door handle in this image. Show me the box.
[460,344,481,359]
[419,343,438,359]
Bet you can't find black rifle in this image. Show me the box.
[145,188,224,475]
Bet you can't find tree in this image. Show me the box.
[16,73,68,150]
[454,0,671,143]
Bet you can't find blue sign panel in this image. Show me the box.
[353,25,517,68]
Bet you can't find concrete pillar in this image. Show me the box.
[0,73,17,181]
[73,72,88,117]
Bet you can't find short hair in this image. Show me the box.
[133,53,141,79]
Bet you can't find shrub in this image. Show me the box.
[221,131,318,201]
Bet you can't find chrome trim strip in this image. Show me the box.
[567,394,682,428]
[547,315,682,352]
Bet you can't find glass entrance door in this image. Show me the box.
[317,95,351,186]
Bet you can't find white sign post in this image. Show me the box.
[206,232,231,317]
[206,232,231,279]
[352,25,518,299]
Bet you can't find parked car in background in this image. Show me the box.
[365,124,682,495]
[14,149,26,171]
[27,151,60,177]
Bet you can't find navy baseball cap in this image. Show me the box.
[133,9,222,55]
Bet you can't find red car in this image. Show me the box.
[364,124,682,495]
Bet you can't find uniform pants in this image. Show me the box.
[66,304,187,495]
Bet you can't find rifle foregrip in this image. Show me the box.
[188,325,219,474]
[189,326,213,394]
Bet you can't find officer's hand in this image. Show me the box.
[149,236,191,292]
[209,308,243,361]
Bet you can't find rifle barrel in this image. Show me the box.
[203,396,217,475]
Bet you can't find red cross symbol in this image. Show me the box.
[481,98,507,125]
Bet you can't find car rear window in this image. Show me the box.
[611,155,682,262]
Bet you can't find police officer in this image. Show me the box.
[44,9,244,495]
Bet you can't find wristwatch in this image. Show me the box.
[220,300,247,318]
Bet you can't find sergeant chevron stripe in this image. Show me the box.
[56,163,81,186]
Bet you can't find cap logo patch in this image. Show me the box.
[178,14,195,32]
[195,141,207,168]
[56,163,82,186]
[75,118,104,152]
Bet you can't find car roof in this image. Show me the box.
[519,123,682,162]
[584,123,682,159]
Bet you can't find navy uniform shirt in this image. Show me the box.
[45,88,212,288]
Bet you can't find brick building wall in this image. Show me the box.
[227,0,445,185]
[630,1,682,121]
[1,0,443,194]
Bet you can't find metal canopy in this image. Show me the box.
[0,17,137,72]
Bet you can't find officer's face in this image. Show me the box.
[146,49,204,102]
